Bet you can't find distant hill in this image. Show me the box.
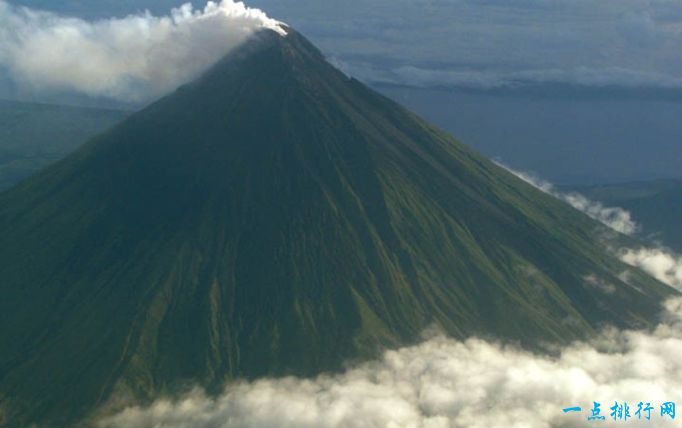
[0,99,127,191]
[0,28,675,426]
[569,179,682,252]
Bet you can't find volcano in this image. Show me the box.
[0,27,674,426]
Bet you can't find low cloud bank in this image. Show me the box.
[100,298,682,428]
[0,1,284,102]
[501,165,638,235]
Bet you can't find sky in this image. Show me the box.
[5,0,682,92]
[2,0,682,183]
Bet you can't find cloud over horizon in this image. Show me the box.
[6,0,682,93]
[0,0,284,102]
[249,0,682,91]
[351,65,682,91]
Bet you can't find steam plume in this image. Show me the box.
[0,1,285,102]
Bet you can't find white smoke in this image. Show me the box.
[500,165,638,235]
[99,298,682,428]
[0,1,285,102]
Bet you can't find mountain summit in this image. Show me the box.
[0,28,674,426]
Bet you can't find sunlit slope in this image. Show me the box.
[0,29,674,426]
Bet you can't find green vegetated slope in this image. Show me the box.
[0,28,675,426]
[0,99,127,190]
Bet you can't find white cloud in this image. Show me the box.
[5,0,682,96]
[621,248,682,291]
[6,0,682,91]
[0,1,285,102]
[250,0,682,90]
[561,193,638,237]
[500,164,638,235]
[583,274,617,294]
[98,298,682,428]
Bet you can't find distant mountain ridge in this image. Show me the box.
[0,28,675,426]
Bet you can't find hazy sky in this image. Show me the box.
[7,0,682,90]
[3,0,682,185]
